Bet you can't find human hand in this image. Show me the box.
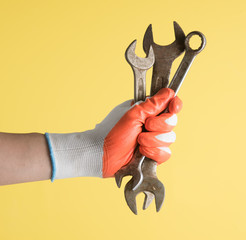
[102,88,182,177]
[45,88,182,181]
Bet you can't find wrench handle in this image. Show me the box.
[168,31,206,96]
[159,50,198,115]
[132,67,147,102]
[141,157,157,177]
[161,31,207,114]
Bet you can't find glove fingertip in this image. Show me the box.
[169,96,183,114]
[145,114,175,132]
[156,88,175,98]
[139,146,171,165]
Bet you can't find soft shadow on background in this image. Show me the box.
[0,0,245,239]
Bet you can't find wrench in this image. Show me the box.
[115,22,186,191]
[124,30,206,214]
[143,21,186,96]
[114,40,155,190]
[115,22,186,213]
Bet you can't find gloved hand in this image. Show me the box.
[45,88,182,181]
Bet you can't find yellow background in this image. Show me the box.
[0,0,246,239]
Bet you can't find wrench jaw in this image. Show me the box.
[143,22,185,57]
[125,40,155,70]
[125,40,155,102]
[115,166,143,189]
[124,177,165,215]
[153,180,165,212]
[115,149,145,189]
[124,181,138,215]
[125,158,165,214]
[142,22,186,96]
[143,191,155,210]
[115,169,127,188]
[173,21,186,51]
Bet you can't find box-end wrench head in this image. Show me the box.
[168,31,206,94]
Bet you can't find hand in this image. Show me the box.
[45,88,182,180]
[102,88,182,177]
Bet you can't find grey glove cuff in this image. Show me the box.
[45,130,103,181]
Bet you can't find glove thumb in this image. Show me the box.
[127,88,175,123]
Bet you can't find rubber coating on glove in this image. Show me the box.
[102,88,183,178]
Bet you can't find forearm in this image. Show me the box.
[0,132,52,185]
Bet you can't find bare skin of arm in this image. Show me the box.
[0,132,52,186]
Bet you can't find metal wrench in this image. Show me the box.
[115,22,186,191]
[114,40,155,190]
[115,22,186,213]
[124,31,206,214]
[143,22,186,96]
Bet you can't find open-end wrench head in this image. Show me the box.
[115,166,143,189]
[143,22,185,57]
[124,181,138,215]
[115,150,145,189]
[142,22,186,95]
[125,40,155,70]
[124,177,165,215]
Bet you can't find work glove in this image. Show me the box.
[45,88,182,181]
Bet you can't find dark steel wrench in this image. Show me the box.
[143,21,186,96]
[114,40,155,190]
[115,22,186,191]
[124,31,206,215]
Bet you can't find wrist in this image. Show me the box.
[45,130,103,181]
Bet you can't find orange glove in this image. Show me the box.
[103,88,182,177]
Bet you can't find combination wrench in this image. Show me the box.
[114,40,155,190]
